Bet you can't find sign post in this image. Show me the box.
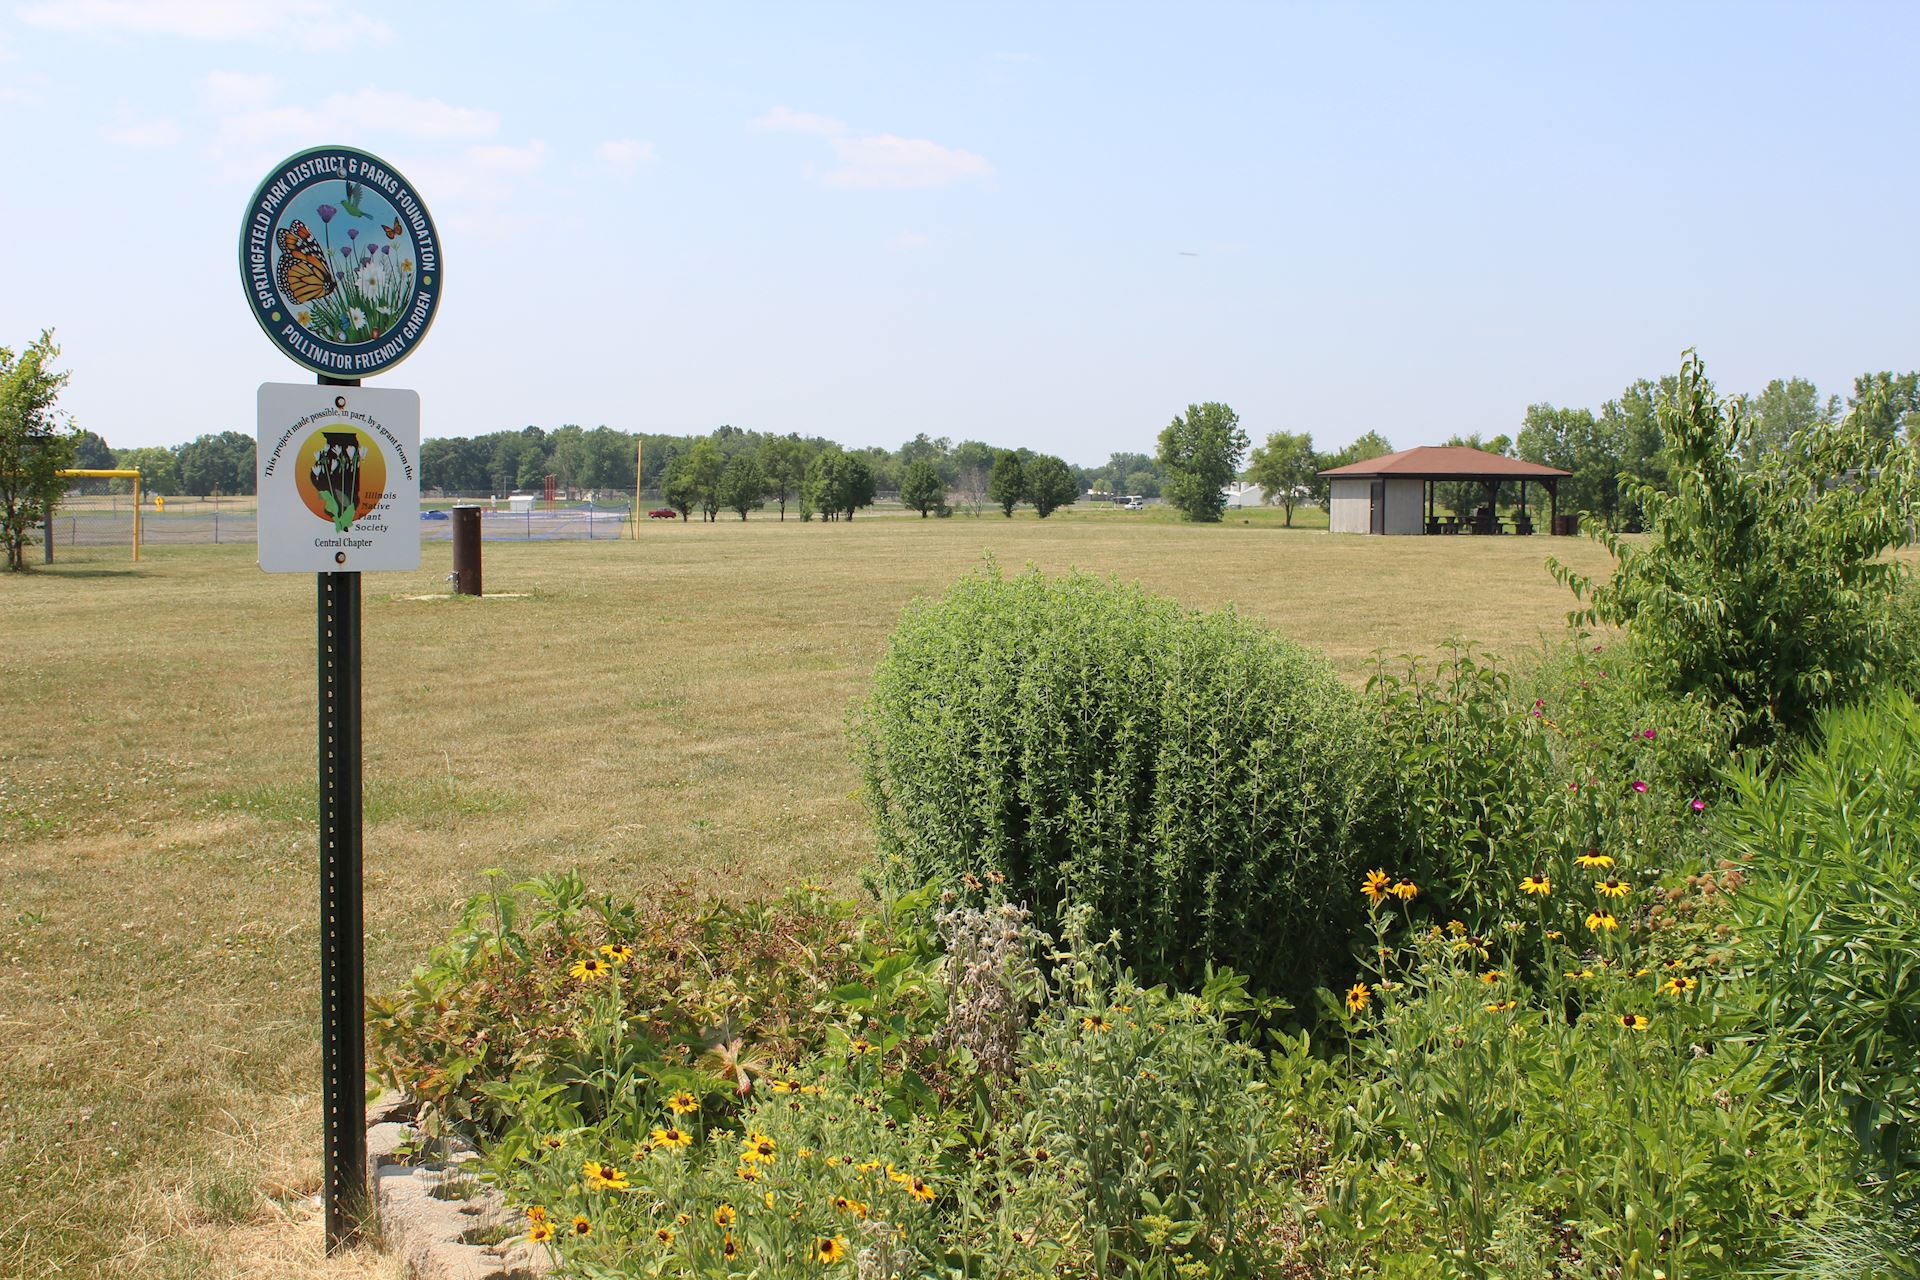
[242,144,440,1255]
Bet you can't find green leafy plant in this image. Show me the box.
[857,560,1379,998]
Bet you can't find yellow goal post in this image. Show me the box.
[55,468,142,561]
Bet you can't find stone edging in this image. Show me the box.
[366,1093,552,1280]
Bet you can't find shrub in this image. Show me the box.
[856,561,1378,996]
[1550,350,1915,750]
[1724,687,1920,1208]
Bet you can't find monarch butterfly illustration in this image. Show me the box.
[382,216,403,240]
[275,219,337,305]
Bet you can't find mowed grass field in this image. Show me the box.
[0,513,1614,1278]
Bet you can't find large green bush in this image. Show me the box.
[856,562,1376,996]
[1725,687,1920,1209]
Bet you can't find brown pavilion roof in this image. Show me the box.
[1319,446,1570,480]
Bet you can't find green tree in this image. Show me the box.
[176,431,257,495]
[1123,469,1160,499]
[61,430,115,494]
[1243,430,1317,526]
[685,438,725,521]
[1434,431,1513,518]
[0,330,77,570]
[111,446,178,496]
[1598,379,1671,529]
[1310,431,1393,507]
[1022,453,1078,518]
[659,455,697,521]
[1736,377,1837,460]
[1156,402,1247,523]
[1847,371,1920,443]
[898,459,946,517]
[1551,351,1915,748]
[1100,450,1157,496]
[717,453,765,520]
[421,436,492,492]
[1517,404,1612,519]
[988,450,1025,517]
[950,440,997,514]
[759,437,811,520]
[805,446,875,520]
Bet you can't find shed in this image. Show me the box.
[1319,446,1573,536]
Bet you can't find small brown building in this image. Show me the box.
[1320,446,1574,536]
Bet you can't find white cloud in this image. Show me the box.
[319,88,500,142]
[19,0,392,46]
[595,138,655,173]
[823,133,991,190]
[197,69,274,110]
[99,102,180,147]
[753,105,846,136]
[758,106,992,191]
[888,231,931,252]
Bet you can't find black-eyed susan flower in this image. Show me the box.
[1575,852,1613,869]
[722,1233,740,1261]
[571,1214,592,1236]
[713,1204,736,1227]
[650,1126,692,1149]
[1520,874,1552,896]
[1480,970,1504,985]
[528,1220,553,1243]
[525,1205,548,1223]
[849,1036,873,1055]
[1447,919,1468,936]
[569,955,610,982]
[736,1164,762,1182]
[741,1132,777,1163]
[599,942,634,964]
[1585,911,1619,933]
[666,1090,699,1115]
[764,1190,776,1210]
[856,1159,882,1174]
[1596,878,1631,899]
[906,1175,935,1203]
[1661,975,1698,996]
[1485,999,1518,1013]
[770,1078,798,1094]
[1619,1013,1649,1030]
[582,1161,630,1191]
[540,1134,566,1151]
[1361,869,1392,904]
[1390,880,1419,901]
[1545,929,1564,941]
[1564,967,1594,980]
[1081,1014,1113,1033]
[814,1236,849,1263]
[1345,982,1370,1014]
[654,1226,675,1245]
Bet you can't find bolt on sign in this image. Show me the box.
[256,384,421,572]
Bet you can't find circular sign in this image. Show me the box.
[238,145,442,378]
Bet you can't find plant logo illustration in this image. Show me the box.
[239,146,442,378]
[294,428,388,532]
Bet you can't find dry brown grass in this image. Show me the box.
[0,516,1614,1275]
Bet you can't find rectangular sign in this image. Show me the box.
[257,383,421,573]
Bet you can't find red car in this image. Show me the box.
[648,508,679,519]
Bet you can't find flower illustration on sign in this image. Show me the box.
[294,426,387,532]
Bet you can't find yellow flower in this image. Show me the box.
[1661,975,1698,997]
[666,1090,699,1114]
[1585,911,1619,933]
[722,1233,740,1261]
[525,1205,548,1223]
[1480,970,1504,985]
[675,1212,690,1227]
[1345,982,1370,1014]
[600,942,634,963]
[402,258,413,272]
[1081,1014,1113,1033]
[849,1036,874,1055]
[814,1236,849,1264]
[1564,967,1594,980]
[1390,880,1419,902]
[906,1175,934,1203]
[1520,874,1552,896]
[736,1164,762,1182]
[1575,852,1614,869]
[582,1160,630,1191]
[1619,1013,1650,1030]
[541,1135,565,1151]
[1361,869,1392,904]
[771,1078,797,1094]
[856,1159,882,1174]
[569,955,610,982]
[1596,878,1631,899]
[295,310,310,326]
[764,1190,776,1210]
[1446,919,1467,936]
[714,1204,736,1227]
[741,1131,777,1163]
[1545,929,1564,940]
[1485,999,1518,1012]
[654,1226,675,1245]
[831,1194,856,1215]
[650,1126,692,1149]
[824,1155,841,1167]
[527,1221,553,1243]
[570,1214,592,1236]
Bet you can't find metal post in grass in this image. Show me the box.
[242,143,441,1257]
[452,505,482,596]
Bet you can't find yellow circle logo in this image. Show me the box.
[294,428,387,531]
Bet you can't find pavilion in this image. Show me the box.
[1319,446,1574,536]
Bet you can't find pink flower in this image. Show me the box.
[1690,798,1706,813]
[1640,728,1657,741]
[1631,780,1649,794]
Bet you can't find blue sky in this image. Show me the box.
[3,1,1916,464]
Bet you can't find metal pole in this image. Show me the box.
[451,506,482,596]
[43,509,52,564]
[316,374,367,1254]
